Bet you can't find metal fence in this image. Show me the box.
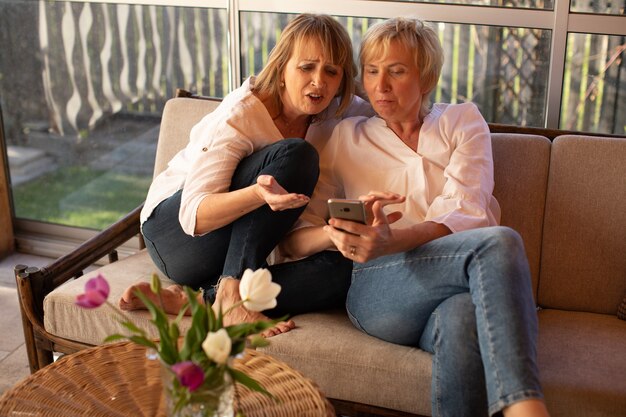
[0,1,624,141]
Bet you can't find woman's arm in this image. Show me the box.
[387,221,451,254]
[425,103,495,232]
[324,191,451,263]
[278,225,335,259]
[327,217,451,263]
[194,175,310,235]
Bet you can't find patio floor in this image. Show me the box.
[0,252,54,395]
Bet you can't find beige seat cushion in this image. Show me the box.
[538,309,626,417]
[261,308,626,417]
[260,311,432,416]
[43,250,192,346]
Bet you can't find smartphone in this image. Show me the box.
[327,198,367,224]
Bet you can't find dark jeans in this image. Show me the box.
[142,138,352,316]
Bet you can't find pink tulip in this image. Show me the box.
[171,361,205,392]
[75,274,110,308]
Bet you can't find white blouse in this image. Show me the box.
[140,77,373,236]
[298,102,500,233]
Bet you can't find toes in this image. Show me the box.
[275,320,296,332]
[118,298,130,310]
[120,287,137,302]
[261,328,277,338]
[119,282,156,311]
[118,294,139,311]
[275,322,292,333]
[260,321,296,338]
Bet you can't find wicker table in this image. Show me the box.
[0,342,334,417]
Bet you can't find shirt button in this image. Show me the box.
[202,147,208,152]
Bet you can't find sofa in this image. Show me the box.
[14,93,626,417]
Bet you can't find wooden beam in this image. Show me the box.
[0,105,15,259]
[488,122,626,140]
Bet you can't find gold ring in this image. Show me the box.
[350,246,356,256]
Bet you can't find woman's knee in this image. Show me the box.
[436,293,478,346]
[476,226,526,259]
[273,139,320,193]
[280,138,319,171]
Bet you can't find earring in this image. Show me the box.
[279,81,285,88]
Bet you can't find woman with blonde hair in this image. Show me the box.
[283,17,550,417]
[120,14,373,336]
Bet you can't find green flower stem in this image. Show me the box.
[158,293,165,312]
[222,299,247,317]
[104,300,150,339]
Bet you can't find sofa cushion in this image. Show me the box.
[259,310,432,416]
[491,133,551,299]
[538,309,626,417]
[539,135,626,314]
[260,307,626,417]
[43,250,190,346]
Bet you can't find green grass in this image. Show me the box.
[13,166,151,230]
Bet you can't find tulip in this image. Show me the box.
[202,328,231,364]
[238,268,281,312]
[170,361,205,392]
[75,274,110,308]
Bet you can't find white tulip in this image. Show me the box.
[202,328,231,364]
[238,268,281,312]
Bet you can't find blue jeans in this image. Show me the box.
[143,139,352,315]
[346,226,543,417]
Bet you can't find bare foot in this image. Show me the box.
[214,277,296,338]
[119,282,193,315]
[503,399,550,417]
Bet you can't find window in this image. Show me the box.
[0,0,624,255]
[561,32,626,133]
[390,0,554,9]
[240,12,552,126]
[1,1,227,231]
[570,0,625,14]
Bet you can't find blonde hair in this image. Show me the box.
[359,17,443,118]
[253,13,356,118]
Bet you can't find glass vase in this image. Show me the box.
[161,361,234,417]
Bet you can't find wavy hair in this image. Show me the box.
[252,14,356,118]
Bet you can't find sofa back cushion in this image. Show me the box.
[538,135,626,314]
[153,97,221,177]
[491,133,552,300]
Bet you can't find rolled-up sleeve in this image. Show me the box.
[425,103,495,232]
[178,127,253,236]
[177,101,274,236]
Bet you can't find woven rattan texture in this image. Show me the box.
[0,342,334,417]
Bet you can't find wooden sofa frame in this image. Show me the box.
[12,90,618,417]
